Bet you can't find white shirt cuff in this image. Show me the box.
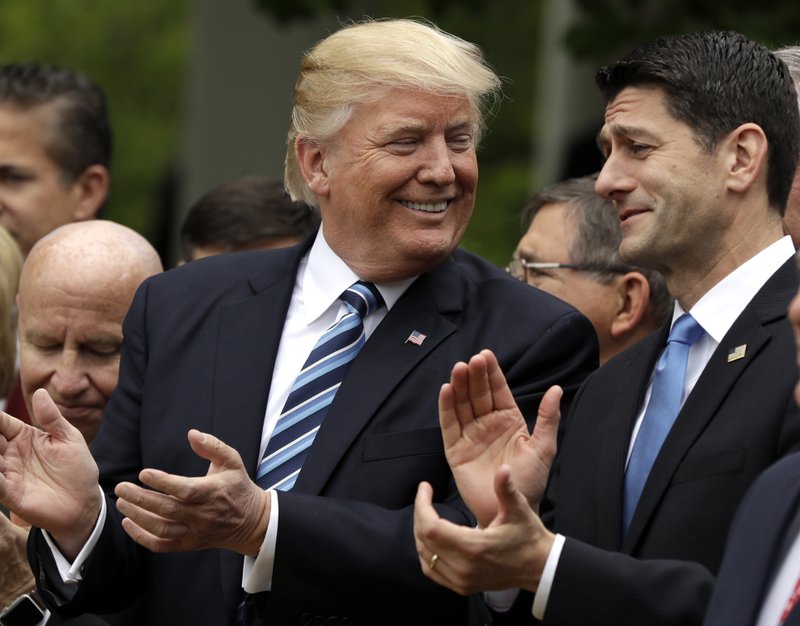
[483,588,520,612]
[43,485,107,583]
[532,533,565,619]
[242,489,278,593]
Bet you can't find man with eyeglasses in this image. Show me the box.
[508,174,672,364]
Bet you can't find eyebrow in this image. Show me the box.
[376,116,476,138]
[596,124,661,151]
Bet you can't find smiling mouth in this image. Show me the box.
[400,200,449,213]
[619,207,649,223]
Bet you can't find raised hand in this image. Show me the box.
[413,465,554,595]
[439,349,562,526]
[114,429,270,557]
[0,389,102,559]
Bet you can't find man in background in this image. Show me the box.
[509,174,671,364]
[179,175,319,263]
[0,61,113,426]
[0,220,161,625]
[0,62,111,256]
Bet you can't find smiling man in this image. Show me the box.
[414,31,800,626]
[0,18,596,626]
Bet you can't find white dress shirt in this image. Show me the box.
[485,236,796,619]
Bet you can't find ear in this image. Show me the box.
[295,137,331,198]
[609,272,651,339]
[71,164,110,220]
[722,123,768,195]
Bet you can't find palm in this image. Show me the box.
[440,350,559,526]
[0,391,100,540]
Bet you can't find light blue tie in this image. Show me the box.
[255,280,383,491]
[622,313,704,535]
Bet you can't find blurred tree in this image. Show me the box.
[0,1,188,252]
[251,0,800,265]
[566,0,800,65]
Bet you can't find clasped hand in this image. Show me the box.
[413,349,560,594]
[115,429,270,557]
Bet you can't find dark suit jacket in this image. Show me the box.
[525,255,800,626]
[29,241,597,626]
[703,451,800,626]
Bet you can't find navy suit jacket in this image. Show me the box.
[703,451,800,626]
[500,255,800,626]
[29,240,597,626]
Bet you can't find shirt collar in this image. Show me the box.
[677,235,795,343]
[301,227,416,325]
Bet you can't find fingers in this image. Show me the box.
[119,515,185,553]
[481,349,518,412]
[413,482,443,575]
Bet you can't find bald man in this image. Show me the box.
[0,220,161,624]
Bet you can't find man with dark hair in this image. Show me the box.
[179,176,319,263]
[0,62,111,256]
[0,61,113,427]
[415,30,800,626]
[509,174,672,364]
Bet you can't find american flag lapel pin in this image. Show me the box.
[405,330,427,346]
[727,344,747,363]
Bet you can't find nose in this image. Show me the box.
[50,351,90,399]
[418,137,456,186]
[595,152,636,201]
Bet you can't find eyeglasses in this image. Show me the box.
[506,258,630,283]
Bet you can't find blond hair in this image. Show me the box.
[285,17,502,206]
[0,226,22,398]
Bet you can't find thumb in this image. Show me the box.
[31,389,81,441]
[529,385,562,456]
[492,465,531,524]
[187,429,243,470]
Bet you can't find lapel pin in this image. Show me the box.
[405,330,427,346]
[727,344,747,363]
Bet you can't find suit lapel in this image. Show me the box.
[293,260,461,494]
[623,256,798,551]
[211,243,308,609]
[594,331,665,549]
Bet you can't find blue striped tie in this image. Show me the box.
[255,280,384,491]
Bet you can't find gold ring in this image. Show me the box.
[429,553,439,570]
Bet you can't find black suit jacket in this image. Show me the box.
[703,451,800,626]
[523,255,800,626]
[30,241,597,626]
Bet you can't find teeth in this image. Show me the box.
[400,200,448,213]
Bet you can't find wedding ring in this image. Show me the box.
[429,553,439,570]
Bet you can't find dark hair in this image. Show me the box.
[522,174,673,326]
[596,31,800,214]
[179,176,320,261]
[0,62,111,182]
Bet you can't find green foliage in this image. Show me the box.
[566,0,800,64]
[0,0,189,240]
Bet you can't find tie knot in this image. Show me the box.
[668,313,704,347]
[340,281,384,318]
